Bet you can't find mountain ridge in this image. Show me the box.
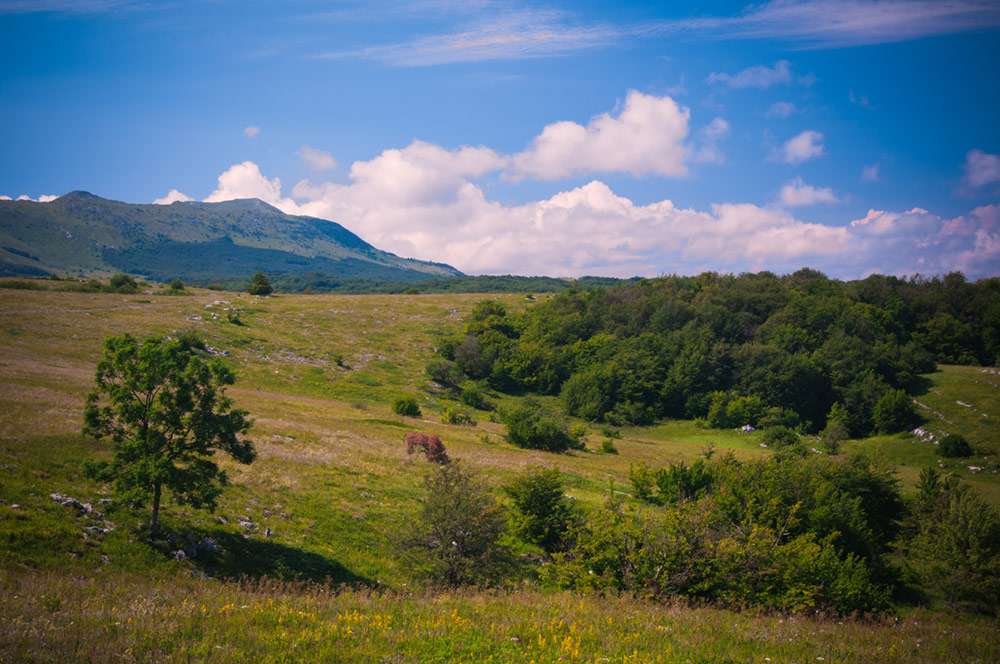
[0,192,461,282]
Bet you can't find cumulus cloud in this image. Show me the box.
[244,126,260,139]
[779,177,839,206]
[153,189,194,205]
[0,195,10,200]
[962,149,1000,188]
[38,194,59,202]
[691,117,730,164]
[707,60,795,88]
[204,161,303,212]
[506,90,689,180]
[298,146,337,171]
[197,152,997,279]
[779,130,825,164]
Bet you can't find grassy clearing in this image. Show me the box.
[2,568,997,664]
[1,284,999,661]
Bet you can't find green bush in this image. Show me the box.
[248,270,273,296]
[402,461,511,586]
[460,386,489,410]
[440,407,476,426]
[600,438,618,454]
[873,388,918,434]
[392,397,422,417]
[426,359,464,386]
[108,273,138,294]
[940,433,973,458]
[503,467,579,553]
[501,401,583,453]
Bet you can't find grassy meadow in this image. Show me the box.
[1,280,998,662]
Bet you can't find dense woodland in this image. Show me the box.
[431,270,999,437]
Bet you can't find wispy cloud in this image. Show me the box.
[0,0,137,14]
[707,60,813,88]
[643,0,1000,48]
[315,9,621,66]
[779,130,826,164]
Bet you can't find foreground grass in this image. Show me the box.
[3,568,996,664]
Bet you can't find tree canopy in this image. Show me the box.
[83,333,255,536]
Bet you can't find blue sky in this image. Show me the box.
[2,0,999,279]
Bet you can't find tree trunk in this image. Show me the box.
[149,480,162,537]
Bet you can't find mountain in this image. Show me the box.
[0,192,462,281]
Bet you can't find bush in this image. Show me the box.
[761,426,804,455]
[503,467,579,553]
[108,273,138,294]
[502,401,583,453]
[600,439,618,454]
[440,407,476,426]
[168,278,185,291]
[940,433,973,458]
[460,386,489,410]
[392,397,422,417]
[248,270,273,296]
[873,388,918,434]
[404,431,449,464]
[426,359,464,386]
[403,461,510,586]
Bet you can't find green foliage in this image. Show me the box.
[873,388,918,434]
[905,482,1000,612]
[501,401,583,453]
[425,359,464,386]
[459,386,489,410]
[761,426,803,455]
[820,402,850,454]
[248,270,273,296]
[439,407,476,426]
[940,433,973,458]
[168,278,185,291]
[108,273,138,294]
[403,461,510,586]
[82,333,255,536]
[391,396,421,417]
[503,467,579,553]
[600,438,618,454]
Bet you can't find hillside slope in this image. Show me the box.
[0,192,461,281]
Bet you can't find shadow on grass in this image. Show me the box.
[159,527,372,588]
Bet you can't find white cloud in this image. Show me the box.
[779,177,839,206]
[691,117,730,164]
[317,9,622,66]
[153,189,194,205]
[298,146,337,171]
[655,0,1000,48]
[38,194,59,202]
[244,126,260,139]
[507,90,689,180]
[962,149,1000,188]
[0,195,10,200]
[861,163,880,182]
[766,101,798,118]
[780,130,825,164]
[707,60,794,88]
[16,195,31,201]
[204,161,303,212]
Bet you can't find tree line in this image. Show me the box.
[429,270,999,437]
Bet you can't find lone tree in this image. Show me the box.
[248,270,273,296]
[83,333,255,537]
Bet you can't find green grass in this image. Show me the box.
[1,285,998,662]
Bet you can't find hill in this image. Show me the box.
[0,192,461,282]
[0,284,998,662]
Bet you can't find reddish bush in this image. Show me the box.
[404,431,450,464]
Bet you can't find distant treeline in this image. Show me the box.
[430,269,999,435]
[189,272,632,294]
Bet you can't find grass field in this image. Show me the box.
[1,281,998,662]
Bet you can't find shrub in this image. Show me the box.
[873,388,918,434]
[761,426,804,456]
[108,273,138,294]
[502,401,583,453]
[425,359,464,386]
[503,467,579,553]
[460,386,489,410]
[248,270,273,296]
[168,278,185,291]
[403,461,510,586]
[440,407,476,426]
[392,397,422,417]
[600,438,618,454]
[404,431,449,464]
[940,433,973,458]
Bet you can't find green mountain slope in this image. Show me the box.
[0,192,462,281]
